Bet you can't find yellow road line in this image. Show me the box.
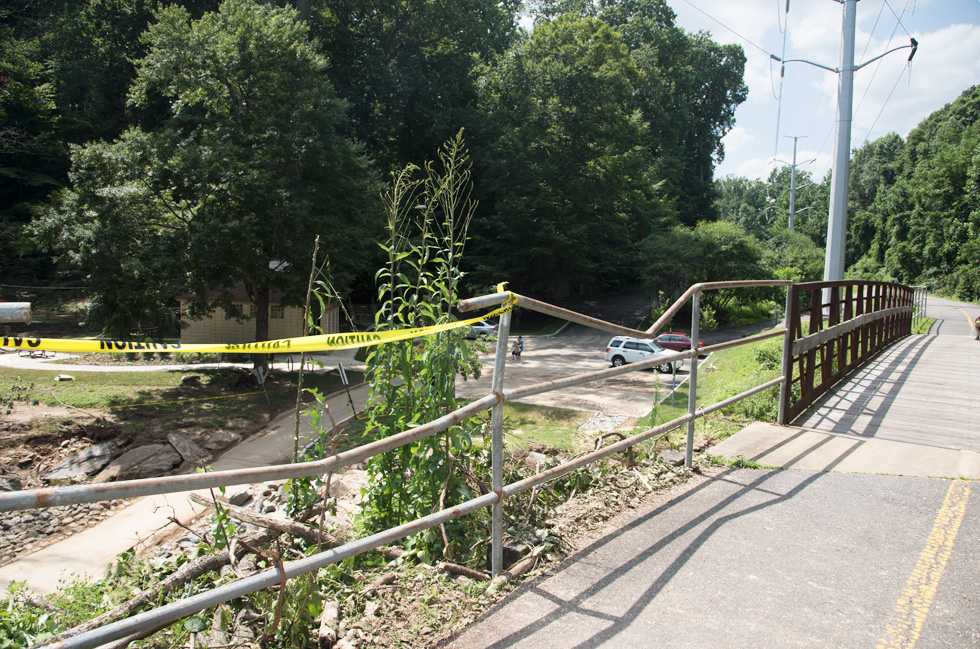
[954,306,977,334]
[876,481,972,649]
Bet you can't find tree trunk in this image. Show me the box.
[254,283,270,372]
[294,0,313,22]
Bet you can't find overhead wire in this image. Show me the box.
[859,63,912,147]
[676,0,778,59]
[772,0,791,158]
[854,0,914,145]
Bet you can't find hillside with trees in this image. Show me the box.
[714,84,980,303]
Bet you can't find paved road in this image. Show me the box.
[456,319,778,418]
[927,295,980,337]
[446,468,979,649]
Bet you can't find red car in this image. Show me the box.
[653,332,704,353]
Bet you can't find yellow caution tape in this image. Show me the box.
[1,294,517,355]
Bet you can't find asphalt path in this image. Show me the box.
[446,468,979,649]
[445,294,980,649]
[926,294,980,337]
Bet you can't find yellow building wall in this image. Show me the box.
[180,302,339,345]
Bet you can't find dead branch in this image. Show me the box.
[37,502,326,648]
[438,562,489,582]
[363,572,397,595]
[318,600,340,649]
[189,492,340,547]
[237,539,286,646]
[504,555,537,581]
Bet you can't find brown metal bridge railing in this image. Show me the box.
[778,280,915,424]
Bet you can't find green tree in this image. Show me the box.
[36,0,379,348]
[639,220,766,312]
[598,0,747,226]
[309,0,520,175]
[715,176,772,239]
[471,14,658,299]
[0,23,61,287]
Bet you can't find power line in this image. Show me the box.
[883,0,912,38]
[677,0,777,59]
[860,63,911,147]
[860,0,887,61]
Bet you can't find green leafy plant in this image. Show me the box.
[360,132,485,562]
[0,583,59,648]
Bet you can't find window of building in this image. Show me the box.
[271,304,285,319]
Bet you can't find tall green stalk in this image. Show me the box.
[360,132,484,562]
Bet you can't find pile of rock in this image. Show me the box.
[0,500,129,567]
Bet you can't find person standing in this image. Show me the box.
[516,335,524,358]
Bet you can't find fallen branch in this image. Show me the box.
[189,492,340,547]
[504,555,537,581]
[438,562,489,582]
[318,600,340,649]
[363,572,397,595]
[36,502,325,648]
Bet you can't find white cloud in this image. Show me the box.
[721,126,754,153]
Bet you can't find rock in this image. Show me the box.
[525,451,550,471]
[0,476,22,492]
[43,443,116,482]
[226,486,251,507]
[180,374,201,385]
[53,374,75,382]
[659,450,686,467]
[203,430,242,451]
[167,433,212,465]
[94,444,182,482]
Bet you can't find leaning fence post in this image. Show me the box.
[490,309,512,577]
[685,288,701,468]
[777,284,794,425]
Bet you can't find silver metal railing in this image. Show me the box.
[18,281,794,649]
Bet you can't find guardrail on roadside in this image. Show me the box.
[7,278,918,649]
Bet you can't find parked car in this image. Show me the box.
[653,332,704,353]
[465,319,498,339]
[604,336,683,373]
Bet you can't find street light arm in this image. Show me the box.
[855,39,918,71]
[782,58,839,73]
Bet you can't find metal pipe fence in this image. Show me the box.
[20,279,876,649]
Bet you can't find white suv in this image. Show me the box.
[604,336,683,373]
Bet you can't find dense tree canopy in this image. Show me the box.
[6,0,754,329]
[35,0,379,339]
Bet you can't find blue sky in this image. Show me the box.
[669,0,980,180]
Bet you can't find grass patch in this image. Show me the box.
[912,317,934,334]
[500,402,592,452]
[0,365,360,426]
[339,400,593,456]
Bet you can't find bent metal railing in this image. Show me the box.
[0,278,914,649]
[778,280,915,424]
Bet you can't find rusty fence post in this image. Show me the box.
[777,284,795,425]
[490,309,512,577]
[685,287,701,468]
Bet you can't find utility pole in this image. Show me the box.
[824,0,857,282]
[777,2,916,282]
[786,135,804,230]
[769,135,812,231]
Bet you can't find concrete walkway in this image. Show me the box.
[0,365,369,595]
[445,295,980,648]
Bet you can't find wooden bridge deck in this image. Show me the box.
[794,334,980,453]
